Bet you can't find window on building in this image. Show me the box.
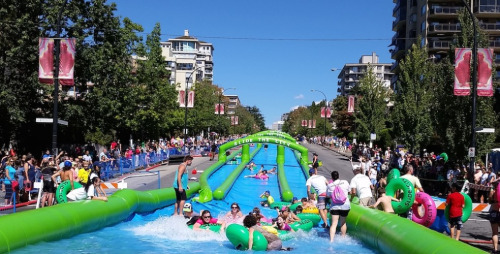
[421,21,426,32]
[176,63,193,70]
[421,4,426,15]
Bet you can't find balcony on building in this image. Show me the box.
[479,22,500,34]
[392,11,407,31]
[428,40,452,51]
[489,40,500,49]
[476,4,500,17]
[428,23,461,34]
[429,5,462,18]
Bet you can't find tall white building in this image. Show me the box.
[161,30,214,91]
[337,52,394,96]
[271,121,285,131]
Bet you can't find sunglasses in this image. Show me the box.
[231,206,238,209]
[203,215,211,219]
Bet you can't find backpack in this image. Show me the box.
[330,181,347,205]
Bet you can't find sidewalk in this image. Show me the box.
[307,142,353,158]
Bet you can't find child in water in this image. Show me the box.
[260,190,274,207]
[369,187,399,213]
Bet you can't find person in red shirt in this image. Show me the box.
[446,183,465,240]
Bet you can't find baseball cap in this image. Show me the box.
[265,190,270,195]
[183,203,192,212]
[309,169,315,175]
[313,153,318,156]
[64,160,72,168]
[292,197,298,202]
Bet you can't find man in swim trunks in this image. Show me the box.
[173,155,193,216]
[446,183,465,240]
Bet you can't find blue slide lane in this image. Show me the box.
[283,147,308,199]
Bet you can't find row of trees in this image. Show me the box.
[0,0,265,154]
[283,10,500,163]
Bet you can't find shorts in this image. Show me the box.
[174,188,187,201]
[317,196,326,210]
[4,183,13,200]
[359,197,374,207]
[43,181,56,193]
[449,216,463,230]
[489,211,500,223]
[330,209,350,226]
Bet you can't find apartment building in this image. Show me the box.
[225,94,240,115]
[160,30,214,91]
[391,0,500,82]
[337,52,394,96]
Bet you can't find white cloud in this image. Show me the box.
[294,94,304,99]
[290,105,300,111]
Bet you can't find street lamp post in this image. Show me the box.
[183,66,202,143]
[51,0,69,157]
[461,0,478,183]
[311,89,328,139]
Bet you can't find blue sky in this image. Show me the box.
[112,0,395,127]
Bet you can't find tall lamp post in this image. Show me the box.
[183,66,202,142]
[311,89,328,139]
[461,0,478,183]
[217,87,235,136]
[51,0,69,157]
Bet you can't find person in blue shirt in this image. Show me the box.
[173,155,194,216]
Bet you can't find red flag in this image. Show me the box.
[39,38,54,84]
[312,119,316,129]
[187,91,195,108]
[454,48,472,96]
[179,90,186,107]
[231,116,239,125]
[308,120,312,128]
[326,107,332,118]
[39,38,76,85]
[348,95,355,113]
[59,38,76,85]
[302,120,307,127]
[477,48,494,97]
[215,104,224,115]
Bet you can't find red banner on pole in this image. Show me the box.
[308,120,312,128]
[477,48,494,97]
[348,95,355,113]
[215,104,224,115]
[320,107,331,118]
[231,116,239,125]
[301,120,307,127]
[187,91,195,108]
[178,90,186,107]
[39,38,76,85]
[454,48,472,96]
[312,119,316,129]
[59,38,75,85]
[39,38,54,84]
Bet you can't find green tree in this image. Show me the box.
[354,66,390,143]
[392,43,433,153]
[246,106,266,131]
[132,23,176,139]
[332,96,354,137]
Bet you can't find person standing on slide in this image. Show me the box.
[173,155,194,216]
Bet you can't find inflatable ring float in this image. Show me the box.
[302,207,319,214]
[269,201,291,210]
[445,192,472,223]
[297,213,321,226]
[411,192,437,227]
[56,180,83,204]
[387,168,400,184]
[188,223,222,232]
[289,219,313,232]
[226,224,268,251]
[289,202,301,211]
[385,178,415,214]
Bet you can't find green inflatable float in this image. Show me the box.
[56,180,83,203]
[444,192,473,223]
[385,178,415,214]
[188,223,223,233]
[226,224,268,251]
